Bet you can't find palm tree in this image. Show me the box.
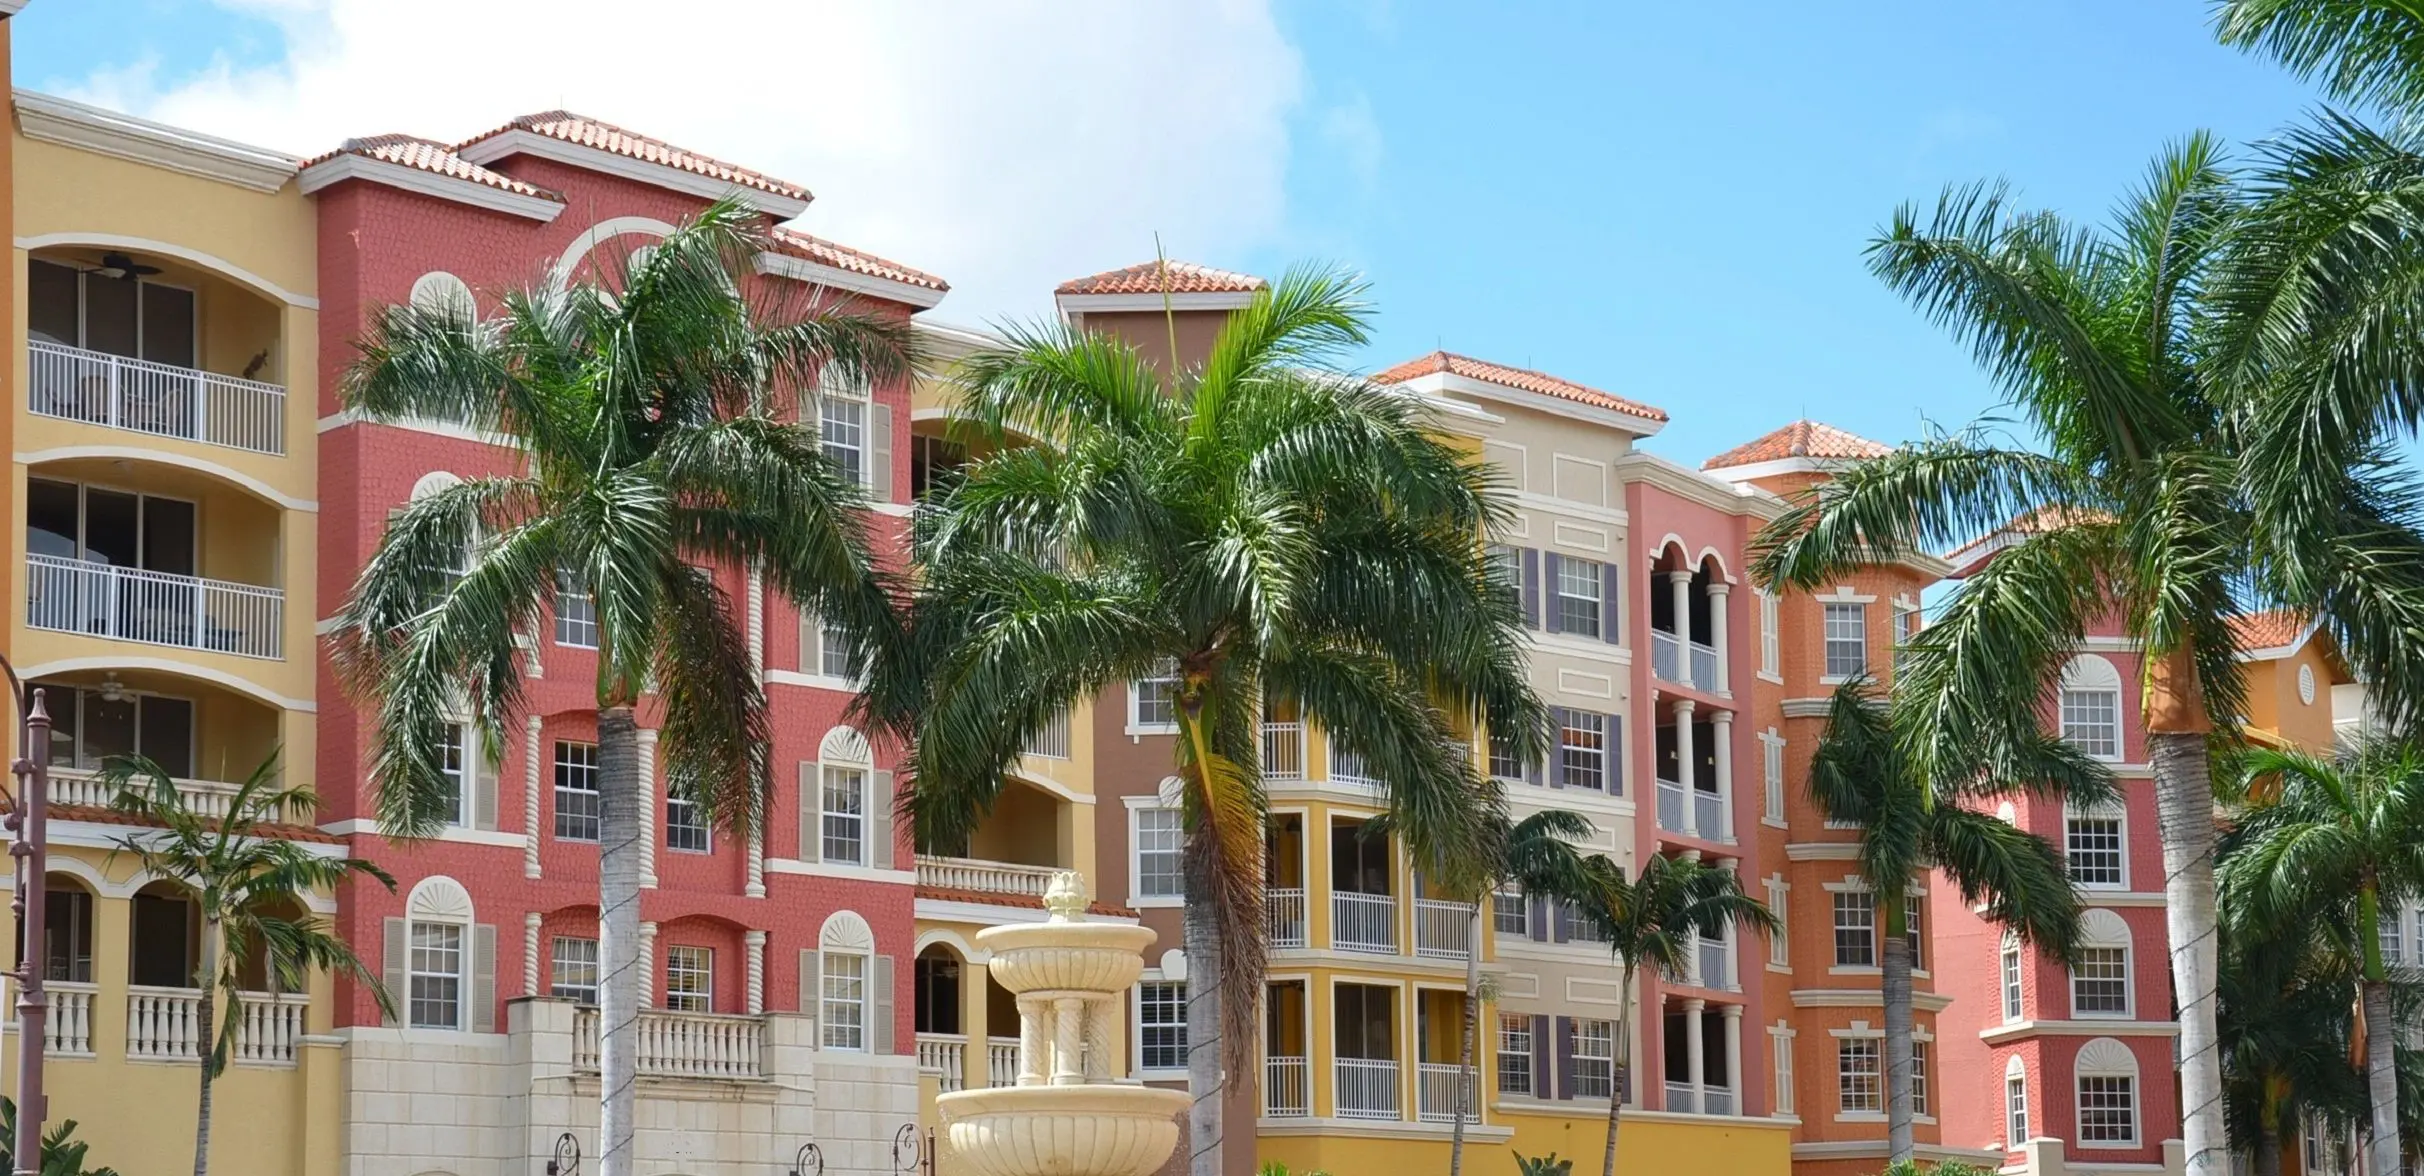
[0,1097,123,1176]
[1570,851,1776,1176]
[885,266,1544,1176]
[2215,1,2424,115]
[2222,736,2424,1176]
[98,752,395,1176]
[2216,917,2369,1176]
[1750,137,2424,1173]
[1806,680,2103,1166]
[329,198,909,1176]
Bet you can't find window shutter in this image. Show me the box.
[471,923,497,1033]
[1554,1016,1577,1100]
[1520,549,1541,629]
[1546,709,1566,789]
[800,611,822,675]
[1551,902,1571,944]
[869,771,895,869]
[1600,562,1621,644]
[799,762,821,863]
[382,917,407,1027]
[473,741,500,831]
[1522,741,1543,788]
[1541,553,1563,634]
[1606,713,1625,797]
[869,403,894,502]
[1526,895,1549,942]
[799,949,821,1035]
[1531,1014,1552,1098]
[872,953,896,1054]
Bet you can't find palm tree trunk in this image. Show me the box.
[1600,966,1634,1176]
[2364,979,2401,1176]
[1183,848,1224,1176]
[1880,926,1916,1167]
[2251,1127,2281,1176]
[192,923,220,1176]
[2149,728,2225,1175]
[1450,902,1481,1176]
[596,705,644,1176]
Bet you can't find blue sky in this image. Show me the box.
[10,0,2331,465]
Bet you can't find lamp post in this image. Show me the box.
[2,664,50,1176]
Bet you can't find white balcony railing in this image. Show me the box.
[574,1007,765,1080]
[49,766,298,823]
[1021,710,1071,760]
[1,980,98,1056]
[1264,1054,1309,1117]
[30,340,289,456]
[1689,640,1720,692]
[987,1037,1019,1088]
[1665,1081,1699,1114]
[1704,1086,1737,1116]
[1332,891,1398,954]
[1267,888,1307,949]
[1691,933,1733,990]
[1329,746,1375,786]
[1417,1061,1474,1123]
[26,554,284,660]
[1694,788,1728,843]
[1656,778,1689,835]
[1651,629,1685,685]
[919,1032,967,1092]
[1336,1057,1401,1120]
[1414,898,1471,960]
[915,855,1058,897]
[1262,722,1304,780]
[125,986,307,1065]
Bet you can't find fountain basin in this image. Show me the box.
[936,1084,1191,1176]
[974,921,1158,995]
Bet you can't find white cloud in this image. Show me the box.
[60,0,1305,323]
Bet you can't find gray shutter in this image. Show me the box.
[473,740,500,831]
[872,954,896,1054]
[1554,1016,1576,1100]
[1522,739,1543,788]
[1520,549,1541,629]
[869,771,895,869]
[869,403,894,502]
[1546,708,1566,789]
[1526,895,1549,942]
[799,761,821,863]
[800,611,822,674]
[382,917,407,1027]
[1531,1014,1553,1098]
[799,949,821,1028]
[1606,713,1624,797]
[471,923,497,1033]
[1601,562,1621,644]
[1541,553,1562,634]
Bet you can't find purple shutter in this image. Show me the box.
[1551,901,1571,944]
[1527,894,1549,942]
[1531,1014,1553,1098]
[1547,708,1567,789]
[1520,548,1542,629]
[1542,552,1563,634]
[1555,1017,1578,1100]
[1607,712,1624,797]
[1601,561,1621,644]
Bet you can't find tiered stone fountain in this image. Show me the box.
[935,872,1190,1176]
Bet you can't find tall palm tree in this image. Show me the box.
[330,199,908,1176]
[1571,851,1776,1176]
[1806,680,2103,1166]
[1750,138,2424,1172]
[2222,736,2424,1176]
[2215,1,2424,115]
[884,266,1543,1176]
[2217,916,2369,1176]
[98,753,395,1176]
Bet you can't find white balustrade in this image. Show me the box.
[1266,888,1307,950]
[1021,710,1071,760]
[4,981,98,1056]
[1417,1062,1474,1123]
[30,340,289,456]
[125,986,305,1065]
[26,553,284,660]
[1331,891,1398,954]
[1688,641,1720,692]
[987,1037,1019,1088]
[1704,1086,1737,1116]
[1335,1057,1401,1120]
[1693,788,1727,843]
[1695,934,1731,990]
[915,855,1059,897]
[1264,1055,1309,1117]
[573,1007,766,1080]
[1656,778,1688,834]
[1329,746,1375,786]
[1262,722,1304,780]
[227,992,308,1066]
[50,766,275,821]
[1414,899,1471,960]
[919,1032,968,1092]
[1665,1081,1699,1114]
[1651,629,1685,685]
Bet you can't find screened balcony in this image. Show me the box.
[27,253,288,456]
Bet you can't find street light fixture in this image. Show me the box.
[2,662,52,1176]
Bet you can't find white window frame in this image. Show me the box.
[1498,1013,1533,1097]
[820,949,868,1051]
[665,792,709,854]
[2000,933,2024,1023]
[1555,559,1604,639]
[437,720,473,828]
[2005,1057,2030,1144]
[1493,886,1529,937]
[1129,658,1181,734]
[819,618,854,681]
[1758,589,1781,681]
[820,765,868,866]
[1837,1035,1881,1115]
[554,569,599,649]
[2075,1052,2140,1148]
[2386,902,2408,967]
[2065,804,2128,890]
[1832,889,1876,969]
[1771,1024,1797,1116]
[819,387,868,486]
[1821,601,1867,681]
[2060,688,2122,760]
[1909,1037,1930,1117]
[1761,730,1786,825]
[2058,655,2126,761]
[2071,944,2132,1018]
[1572,1017,1615,1100]
[1133,806,1185,903]
[407,918,466,1030]
[1766,877,1790,968]
[1555,707,1608,792]
[551,935,599,1005]
[664,945,713,1013]
[553,740,600,842]
[1136,980,1188,1074]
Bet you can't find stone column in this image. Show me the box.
[637,727,659,889]
[1084,996,1115,1082]
[1684,997,1707,1113]
[1673,699,1698,837]
[523,716,544,880]
[1668,570,1695,683]
[746,562,766,682]
[745,930,767,1015]
[636,921,658,1008]
[1052,997,1085,1085]
[1707,582,1731,694]
[746,827,766,899]
[523,912,543,997]
[1721,1003,1743,1114]
[1710,709,1734,843]
[1017,996,1048,1086]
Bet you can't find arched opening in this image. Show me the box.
[31,666,284,812]
[235,895,309,993]
[130,879,201,989]
[16,873,97,984]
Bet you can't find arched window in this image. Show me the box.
[809,910,892,1054]
[407,271,476,322]
[2074,1037,2140,1147]
[388,877,493,1032]
[2058,655,2124,760]
[129,880,199,989]
[2069,910,2132,1019]
[35,874,96,984]
[2004,1055,2029,1145]
[2000,932,2023,1023]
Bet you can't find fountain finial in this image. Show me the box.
[1042,870,1087,922]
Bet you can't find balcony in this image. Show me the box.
[1652,629,1684,685]
[1335,1056,1400,1120]
[30,339,289,457]
[919,1032,967,1092]
[1689,932,1736,991]
[1332,891,1398,954]
[27,554,284,660]
[1263,721,1304,780]
[1657,778,1687,834]
[574,1007,765,1081]
[38,981,95,1057]
[1329,746,1376,787]
[1696,789,1725,842]
[915,855,1057,898]
[987,1036,1018,1088]
[1020,710,1071,760]
[125,985,309,1066]
[1265,1055,1309,1117]
[1414,898,1471,960]
[50,765,302,823]
[1267,888,1307,949]
[1664,1081,1738,1116]
[1417,1062,1474,1124]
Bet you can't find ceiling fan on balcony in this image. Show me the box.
[82,252,161,282]
[95,673,129,703]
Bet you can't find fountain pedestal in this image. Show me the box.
[935,873,1190,1176]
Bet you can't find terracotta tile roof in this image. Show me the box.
[768,227,949,294]
[303,134,562,201]
[915,884,1138,919]
[51,804,347,845]
[1055,260,1266,297]
[460,111,810,204]
[1372,350,1669,423]
[2229,610,2312,652]
[1703,420,1892,470]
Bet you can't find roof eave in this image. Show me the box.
[1398,370,1666,437]
[297,153,565,222]
[1054,290,1261,316]
[753,250,946,310]
[456,128,810,220]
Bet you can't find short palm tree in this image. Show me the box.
[1752,137,2424,1172]
[99,752,394,1176]
[885,266,1544,1176]
[0,1097,122,1176]
[1807,680,2103,1166]
[1570,851,1776,1176]
[330,198,908,1176]
[2223,736,2424,1176]
[2217,917,2369,1176]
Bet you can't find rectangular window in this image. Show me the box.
[1774,1032,1796,1115]
[1487,544,1521,600]
[550,936,599,1005]
[821,394,867,484]
[1768,884,1790,967]
[1136,808,1184,898]
[555,570,599,648]
[1910,1040,1930,1116]
[664,945,713,1013]
[2065,811,2125,888]
[2072,947,2129,1015]
[1907,898,1925,971]
[2077,1075,2137,1144]
[2385,906,2407,967]
[1139,981,1187,1071]
[1133,659,1180,729]
[2007,1073,2030,1143]
[1565,900,1608,944]
[1494,887,1529,936]
[1555,707,1608,792]
[1892,602,1919,664]
[666,794,709,853]
[553,741,600,841]
[1838,1037,1881,1113]
[821,766,867,865]
[1556,560,1603,638]
[1823,602,1867,679]
[2002,938,2024,1022]
[1759,589,1781,677]
[2061,689,2121,758]
[1572,1018,1615,1099]
[438,721,470,827]
[821,952,866,1050]
[408,921,463,1030]
[1497,1014,1533,1097]
[1488,733,1526,784]
[819,619,854,680]
[1763,734,1785,821]
[1833,891,1875,967]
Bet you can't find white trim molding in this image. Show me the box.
[16,445,318,512]
[15,90,300,194]
[16,231,318,309]
[298,153,565,223]
[455,128,810,220]
[754,249,948,310]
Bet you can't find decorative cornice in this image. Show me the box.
[455,128,810,219]
[1057,290,1260,314]
[15,89,300,193]
[754,249,948,310]
[1979,1018,2179,1045]
[1789,988,1954,1012]
[297,152,565,222]
[1780,698,1833,718]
